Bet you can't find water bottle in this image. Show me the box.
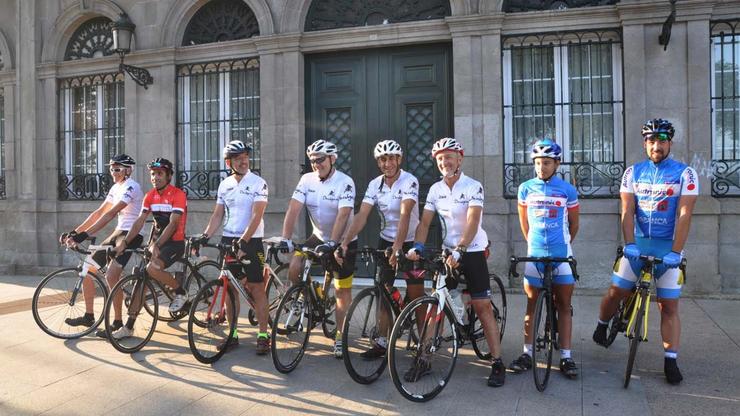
[449,288,465,323]
[313,281,324,300]
[390,287,404,309]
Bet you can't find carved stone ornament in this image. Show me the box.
[64,16,115,61]
[182,0,260,46]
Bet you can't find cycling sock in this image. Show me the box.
[174,287,186,296]
[113,319,123,327]
[561,349,571,359]
[376,336,388,348]
[84,312,94,319]
[335,331,342,341]
[258,332,268,339]
[523,344,533,356]
[597,319,608,325]
[125,317,136,330]
[664,349,678,359]
[231,329,239,339]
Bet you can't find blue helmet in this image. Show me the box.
[641,118,674,140]
[530,138,562,161]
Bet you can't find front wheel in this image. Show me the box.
[188,279,237,364]
[606,295,631,347]
[531,291,554,392]
[321,280,337,339]
[105,274,158,353]
[388,296,458,402]
[271,284,312,373]
[32,268,108,339]
[624,290,647,388]
[342,287,388,384]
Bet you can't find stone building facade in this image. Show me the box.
[0,0,738,294]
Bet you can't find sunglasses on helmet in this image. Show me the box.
[645,132,671,142]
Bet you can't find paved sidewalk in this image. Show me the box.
[0,275,738,416]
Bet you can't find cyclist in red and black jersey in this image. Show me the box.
[111,158,189,340]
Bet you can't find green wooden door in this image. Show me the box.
[306,44,452,267]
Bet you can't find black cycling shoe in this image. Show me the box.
[217,337,240,352]
[592,323,609,347]
[508,353,532,373]
[403,358,431,382]
[96,320,123,338]
[360,344,387,360]
[488,358,506,387]
[664,358,683,385]
[559,358,578,379]
[65,314,95,327]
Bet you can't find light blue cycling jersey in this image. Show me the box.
[517,176,579,252]
[620,158,699,240]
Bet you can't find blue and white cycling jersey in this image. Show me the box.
[517,176,579,251]
[620,158,699,240]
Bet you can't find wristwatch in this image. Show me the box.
[455,244,467,253]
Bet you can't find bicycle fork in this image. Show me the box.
[626,290,650,342]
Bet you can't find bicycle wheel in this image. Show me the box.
[388,296,458,402]
[188,279,237,364]
[624,290,648,388]
[105,274,158,353]
[606,297,630,347]
[249,264,289,327]
[168,261,218,321]
[321,282,337,339]
[342,287,389,384]
[32,268,108,339]
[490,273,507,340]
[531,291,554,392]
[271,284,312,373]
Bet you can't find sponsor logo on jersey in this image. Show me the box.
[638,216,669,225]
[344,184,353,193]
[634,183,679,198]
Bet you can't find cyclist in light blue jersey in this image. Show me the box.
[509,138,580,378]
[593,119,698,385]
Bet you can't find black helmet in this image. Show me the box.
[641,118,675,140]
[147,157,174,174]
[107,154,136,167]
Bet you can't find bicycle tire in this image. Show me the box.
[249,264,290,327]
[105,274,158,353]
[163,261,215,322]
[605,298,628,347]
[388,296,458,402]
[342,287,388,384]
[187,279,237,364]
[32,268,108,339]
[624,290,647,388]
[470,274,507,360]
[531,291,554,392]
[271,284,312,373]
[490,273,507,340]
[321,282,337,339]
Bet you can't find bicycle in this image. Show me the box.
[187,237,290,364]
[32,238,111,339]
[103,241,212,353]
[509,255,578,392]
[601,247,687,388]
[270,243,339,373]
[387,250,508,402]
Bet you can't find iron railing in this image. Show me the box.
[58,173,113,201]
[504,162,623,198]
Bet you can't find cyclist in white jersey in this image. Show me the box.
[405,138,505,387]
[336,139,422,359]
[281,139,356,358]
[62,154,144,337]
[198,140,270,354]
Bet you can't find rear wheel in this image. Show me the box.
[531,291,554,392]
[271,284,312,373]
[321,281,337,339]
[106,274,158,353]
[187,279,237,364]
[342,287,388,384]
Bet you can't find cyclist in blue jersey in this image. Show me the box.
[509,138,580,378]
[593,119,698,385]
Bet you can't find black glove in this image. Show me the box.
[71,231,89,244]
[59,232,71,244]
[195,233,209,245]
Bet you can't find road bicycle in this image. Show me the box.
[387,250,507,402]
[187,237,290,364]
[509,255,578,392]
[270,243,339,373]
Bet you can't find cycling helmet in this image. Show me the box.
[147,157,174,174]
[431,137,464,158]
[373,140,403,159]
[306,139,338,157]
[222,140,252,159]
[530,138,562,161]
[641,118,675,140]
[107,154,135,167]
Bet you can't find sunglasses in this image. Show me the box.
[109,167,126,173]
[310,156,328,165]
[645,132,671,142]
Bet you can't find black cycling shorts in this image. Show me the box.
[377,240,422,286]
[457,251,491,299]
[156,240,185,269]
[304,235,357,280]
[221,237,265,283]
[92,230,143,269]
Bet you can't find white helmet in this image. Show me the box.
[373,140,403,159]
[431,137,464,157]
[306,139,338,157]
[222,140,251,159]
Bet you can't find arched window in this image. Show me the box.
[64,16,115,61]
[305,0,450,32]
[182,0,260,46]
[503,0,619,13]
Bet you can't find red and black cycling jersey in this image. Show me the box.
[141,184,187,241]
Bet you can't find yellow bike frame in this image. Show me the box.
[625,270,651,342]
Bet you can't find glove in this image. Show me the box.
[281,238,294,252]
[623,243,640,260]
[406,242,424,257]
[71,231,89,244]
[451,250,462,262]
[195,233,209,245]
[59,232,70,244]
[663,251,682,268]
[325,240,337,249]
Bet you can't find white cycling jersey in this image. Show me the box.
[216,171,268,238]
[424,172,488,252]
[292,170,355,242]
[105,178,143,231]
[362,169,420,243]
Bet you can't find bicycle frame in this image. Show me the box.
[625,256,661,343]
